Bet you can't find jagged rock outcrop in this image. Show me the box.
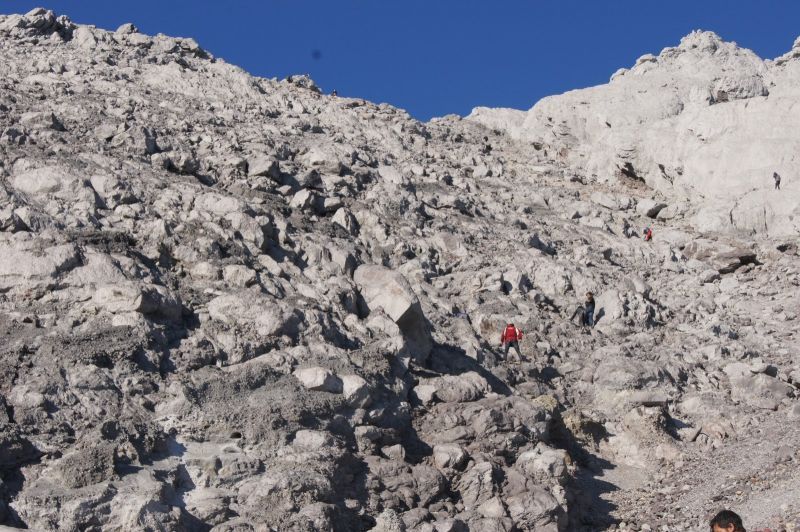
[469,30,800,237]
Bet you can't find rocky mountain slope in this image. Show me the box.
[0,8,798,532]
[469,30,800,238]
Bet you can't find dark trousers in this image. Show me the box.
[503,340,521,360]
[775,181,781,190]
[583,309,594,327]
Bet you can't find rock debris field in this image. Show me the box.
[0,8,798,532]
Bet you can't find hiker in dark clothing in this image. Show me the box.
[709,510,745,532]
[569,292,595,327]
[774,171,781,190]
[583,292,595,326]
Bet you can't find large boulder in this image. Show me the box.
[0,242,79,291]
[723,362,793,410]
[207,292,304,338]
[354,265,432,361]
[636,199,667,218]
[10,165,97,218]
[293,367,342,394]
[683,239,757,273]
[593,289,627,327]
[422,372,491,404]
[504,486,564,530]
[93,282,181,321]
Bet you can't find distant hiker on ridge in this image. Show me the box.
[500,323,523,363]
[773,171,781,190]
[643,227,653,242]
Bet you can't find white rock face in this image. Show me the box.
[293,367,343,393]
[0,9,797,532]
[469,30,800,237]
[354,265,433,360]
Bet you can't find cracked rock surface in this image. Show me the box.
[0,8,798,532]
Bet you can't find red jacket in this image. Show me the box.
[501,325,522,343]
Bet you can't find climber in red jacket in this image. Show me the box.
[500,323,523,363]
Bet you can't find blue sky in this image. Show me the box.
[4,1,800,120]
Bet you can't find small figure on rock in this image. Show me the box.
[583,292,595,327]
[331,89,338,97]
[709,510,746,532]
[773,171,781,190]
[500,323,523,363]
[643,226,653,242]
[482,135,492,154]
[569,292,595,327]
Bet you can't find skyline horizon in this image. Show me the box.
[4,2,800,120]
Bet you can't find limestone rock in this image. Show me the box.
[684,239,757,273]
[354,265,432,360]
[0,8,795,530]
[293,367,343,393]
[636,199,667,218]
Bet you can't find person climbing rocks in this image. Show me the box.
[331,89,338,97]
[709,510,746,532]
[583,292,595,327]
[773,171,781,190]
[500,323,523,363]
[568,292,595,327]
[643,227,653,241]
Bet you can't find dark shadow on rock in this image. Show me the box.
[172,463,212,532]
[568,462,619,531]
[550,411,619,530]
[330,453,375,531]
[528,365,562,384]
[400,423,434,466]
[424,342,513,396]
[0,428,43,528]
[594,308,606,325]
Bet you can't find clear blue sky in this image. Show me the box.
[4,1,800,120]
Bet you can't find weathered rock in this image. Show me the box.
[0,242,79,290]
[432,444,468,470]
[724,362,793,410]
[504,486,564,530]
[293,367,343,393]
[636,199,667,218]
[456,462,499,511]
[424,372,490,403]
[341,374,372,407]
[0,8,795,530]
[515,443,570,484]
[207,292,304,338]
[354,265,432,361]
[684,239,757,273]
[247,155,280,180]
[93,282,181,320]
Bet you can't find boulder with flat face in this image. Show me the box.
[0,241,79,291]
[683,239,757,273]
[354,265,432,361]
[636,199,667,218]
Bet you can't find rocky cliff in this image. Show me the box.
[0,8,798,532]
[470,30,800,238]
